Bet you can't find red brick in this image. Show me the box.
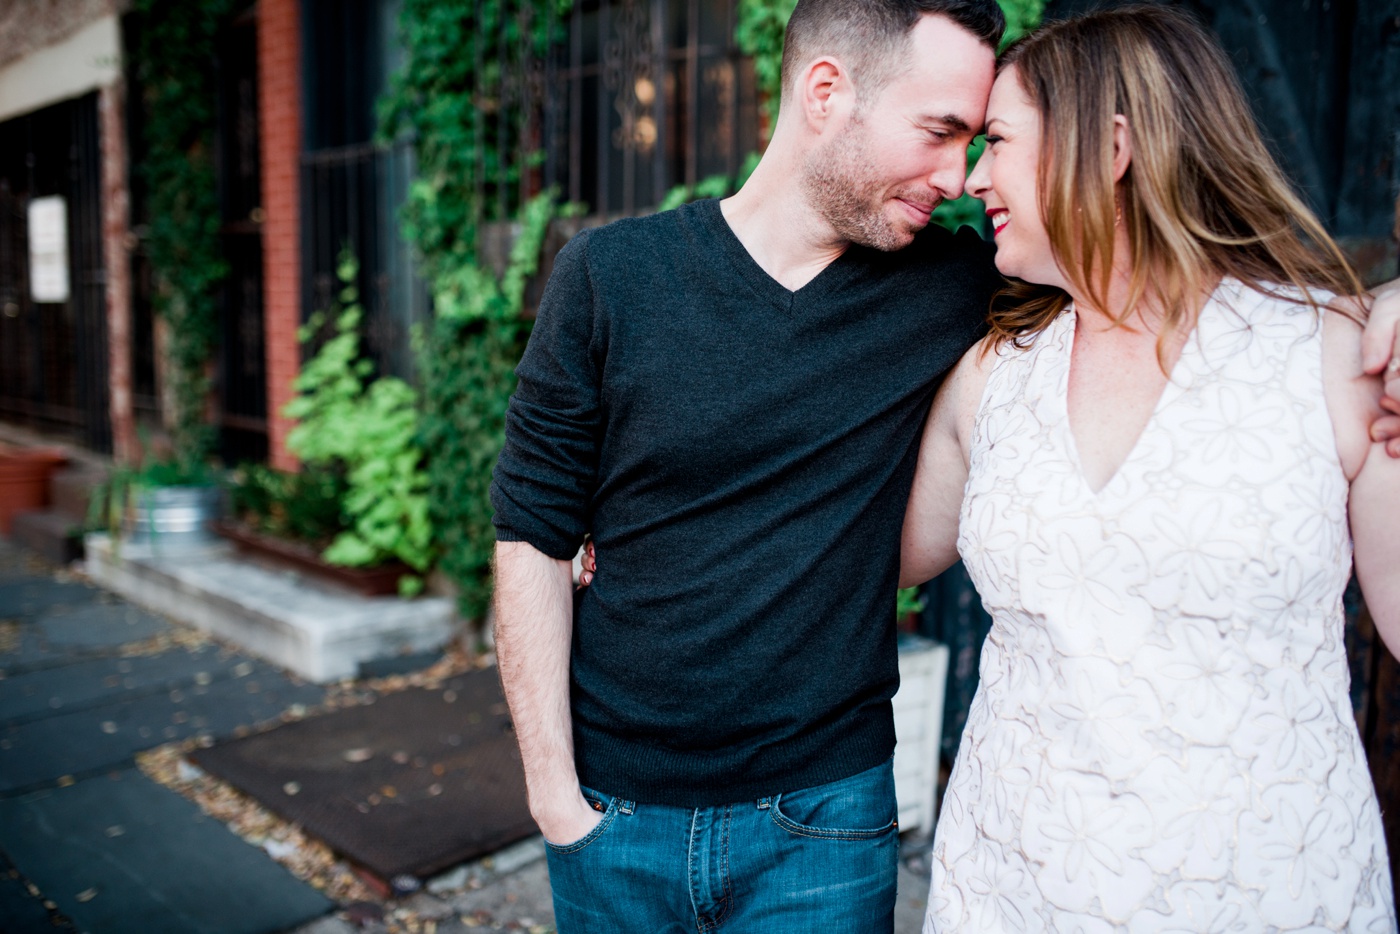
[258,0,302,471]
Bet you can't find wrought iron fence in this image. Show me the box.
[300,0,761,381]
[531,0,760,217]
[301,139,427,381]
[0,93,111,453]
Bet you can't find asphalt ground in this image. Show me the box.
[0,539,934,933]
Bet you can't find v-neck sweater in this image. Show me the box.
[490,197,1000,806]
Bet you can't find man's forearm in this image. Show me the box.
[493,540,590,831]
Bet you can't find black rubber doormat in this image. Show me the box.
[192,667,536,884]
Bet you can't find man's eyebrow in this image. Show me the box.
[922,113,972,132]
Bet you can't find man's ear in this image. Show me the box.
[1111,114,1133,182]
[799,56,851,132]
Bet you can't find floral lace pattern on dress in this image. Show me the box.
[926,282,1397,933]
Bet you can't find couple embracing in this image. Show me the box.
[489,1,1400,931]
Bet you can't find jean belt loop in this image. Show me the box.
[755,796,770,810]
[619,799,635,815]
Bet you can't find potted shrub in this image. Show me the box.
[91,448,224,553]
[216,463,413,597]
[218,250,433,597]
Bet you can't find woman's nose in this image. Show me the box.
[966,148,993,200]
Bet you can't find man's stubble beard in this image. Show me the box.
[800,112,927,252]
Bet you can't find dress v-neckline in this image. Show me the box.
[1057,296,1210,498]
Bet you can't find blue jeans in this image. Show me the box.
[544,759,898,933]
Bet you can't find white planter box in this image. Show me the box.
[893,633,950,836]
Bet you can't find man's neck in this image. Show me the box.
[719,146,850,293]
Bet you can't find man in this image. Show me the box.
[488,1,1400,930]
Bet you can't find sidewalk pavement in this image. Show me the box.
[0,538,934,933]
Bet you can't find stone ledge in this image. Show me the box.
[84,533,457,683]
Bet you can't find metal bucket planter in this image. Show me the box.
[127,485,224,551]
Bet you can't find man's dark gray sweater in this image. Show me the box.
[490,197,1000,807]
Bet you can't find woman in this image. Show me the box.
[899,6,1400,931]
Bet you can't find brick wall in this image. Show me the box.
[100,80,136,463]
[257,0,302,471]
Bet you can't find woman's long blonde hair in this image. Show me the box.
[987,5,1365,352]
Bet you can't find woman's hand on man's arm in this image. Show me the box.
[1355,278,1400,456]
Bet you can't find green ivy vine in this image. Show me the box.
[378,0,571,287]
[130,0,235,476]
[379,1,576,620]
[416,193,576,619]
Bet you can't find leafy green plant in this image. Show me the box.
[129,0,234,474]
[378,0,572,288]
[417,192,577,619]
[284,251,433,596]
[897,586,928,620]
[228,463,349,546]
[379,0,578,620]
[736,0,800,134]
[657,154,763,212]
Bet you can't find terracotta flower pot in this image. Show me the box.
[0,446,68,536]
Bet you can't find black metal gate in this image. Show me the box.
[0,93,111,453]
[301,0,428,382]
[216,8,269,465]
[541,0,761,217]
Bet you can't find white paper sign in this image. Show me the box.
[28,196,69,303]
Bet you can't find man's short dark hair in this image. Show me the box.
[779,0,1005,103]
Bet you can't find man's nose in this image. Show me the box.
[928,152,970,202]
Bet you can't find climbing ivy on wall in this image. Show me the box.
[379,0,575,621]
[130,0,236,475]
[378,0,571,289]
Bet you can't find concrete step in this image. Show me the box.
[84,534,458,683]
[9,509,84,566]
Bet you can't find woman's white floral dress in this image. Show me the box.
[925,282,1397,932]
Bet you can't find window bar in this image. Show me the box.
[497,0,510,222]
[568,0,582,206]
[543,0,558,194]
[686,0,700,190]
[519,0,533,209]
[651,0,666,207]
[621,0,636,218]
[597,0,611,217]
[729,0,742,180]
[474,2,487,225]
[317,158,331,323]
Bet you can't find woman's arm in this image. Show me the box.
[899,338,997,589]
[1323,310,1400,657]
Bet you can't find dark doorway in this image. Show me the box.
[216,7,269,465]
[0,94,111,454]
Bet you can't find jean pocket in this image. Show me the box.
[769,762,898,840]
[543,787,620,855]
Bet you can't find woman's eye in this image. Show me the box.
[985,134,1004,146]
